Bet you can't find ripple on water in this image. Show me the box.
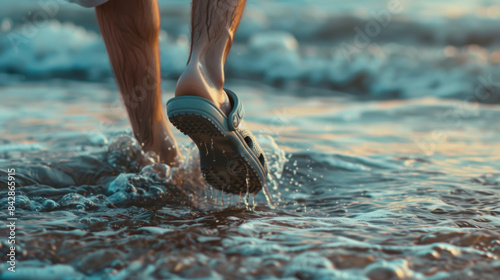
[1,94,500,279]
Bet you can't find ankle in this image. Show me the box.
[175,61,231,115]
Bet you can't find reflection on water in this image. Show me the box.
[1,1,500,278]
[0,81,499,279]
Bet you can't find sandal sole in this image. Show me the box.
[169,113,263,194]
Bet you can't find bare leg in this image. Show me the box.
[95,0,178,165]
[175,0,247,114]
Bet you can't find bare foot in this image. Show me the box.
[139,118,179,166]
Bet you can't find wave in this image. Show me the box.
[1,3,500,102]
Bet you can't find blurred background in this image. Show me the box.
[1,0,500,100]
[1,0,500,279]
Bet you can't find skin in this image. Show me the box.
[95,0,246,166]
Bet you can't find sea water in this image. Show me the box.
[1,0,500,279]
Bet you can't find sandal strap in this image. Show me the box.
[225,89,245,131]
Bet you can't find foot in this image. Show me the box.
[166,89,267,194]
[175,63,232,116]
[140,118,179,166]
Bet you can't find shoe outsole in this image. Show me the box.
[169,113,263,194]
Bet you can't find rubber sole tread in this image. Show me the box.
[169,113,263,194]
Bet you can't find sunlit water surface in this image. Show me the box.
[1,0,500,278]
[0,80,499,280]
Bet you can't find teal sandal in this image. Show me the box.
[166,89,267,194]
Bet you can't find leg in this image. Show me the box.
[169,0,267,194]
[95,0,179,165]
[175,0,247,114]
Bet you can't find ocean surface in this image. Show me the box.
[1,0,500,279]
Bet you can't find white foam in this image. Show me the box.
[1,2,499,103]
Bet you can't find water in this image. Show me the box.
[1,81,499,279]
[1,0,500,279]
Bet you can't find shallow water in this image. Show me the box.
[1,0,500,279]
[1,80,500,279]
